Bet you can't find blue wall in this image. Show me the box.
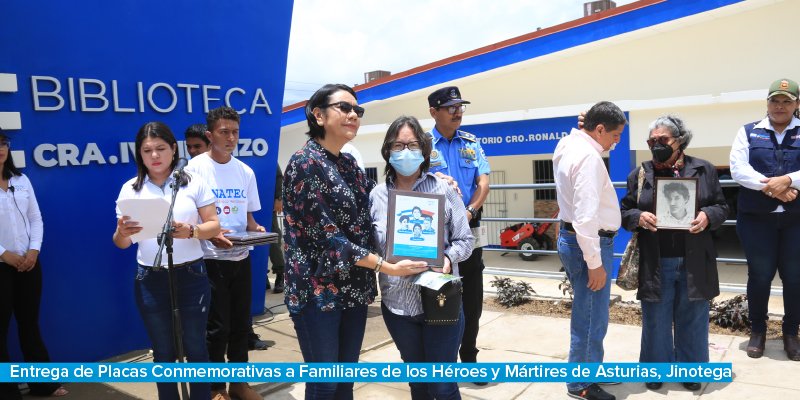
[0,0,293,361]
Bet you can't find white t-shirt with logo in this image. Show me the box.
[187,153,261,261]
[115,173,215,267]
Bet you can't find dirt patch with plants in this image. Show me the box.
[486,277,782,339]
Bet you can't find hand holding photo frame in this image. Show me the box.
[655,177,698,230]
[385,190,445,267]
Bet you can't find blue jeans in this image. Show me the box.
[135,261,211,400]
[381,303,464,400]
[640,257,709,363]
[558,228,613,392]
[737,212,800,336]
[291,302,368,400]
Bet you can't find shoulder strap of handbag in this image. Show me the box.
[636,166,645,202]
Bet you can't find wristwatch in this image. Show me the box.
[466,206,477,217]
[190,225,199,239]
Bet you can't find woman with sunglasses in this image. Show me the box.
[282,84,427,400]
[620,115,728,392]
[730,78,800,361]
[113,122,220,400]
[0,129,68,399]
[370,115,473,400]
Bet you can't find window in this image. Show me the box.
[533,160,556,200]
[365,167,378,183]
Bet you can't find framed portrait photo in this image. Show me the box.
[654,177,699,230]
[386,190,446,267]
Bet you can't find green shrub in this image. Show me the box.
[490,276,536,308]
[710,294,750,331]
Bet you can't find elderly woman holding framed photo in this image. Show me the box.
[620,115,728,392]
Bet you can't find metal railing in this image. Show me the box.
[482,179,784,296]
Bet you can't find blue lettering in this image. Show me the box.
[211,188,247,199]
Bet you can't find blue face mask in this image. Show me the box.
[389,149,424,176]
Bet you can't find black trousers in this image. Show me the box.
[269,212,285,275]
[0,261,60,399]
[205,257,252,390]
[458,244,485,363]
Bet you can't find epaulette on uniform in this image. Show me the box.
[458,131,477,142]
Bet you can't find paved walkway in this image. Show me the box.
[36,267,797,400]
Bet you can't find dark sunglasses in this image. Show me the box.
[321,101,365,118]
[646,136,673,147]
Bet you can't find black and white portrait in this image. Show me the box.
[655,177,698,230]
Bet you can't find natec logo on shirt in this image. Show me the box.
[211,188,247,199]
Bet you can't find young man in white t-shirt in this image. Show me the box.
[187,106,264,400]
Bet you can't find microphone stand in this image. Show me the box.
[153,172,190,400]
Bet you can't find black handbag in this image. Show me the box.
[420,281,462,325]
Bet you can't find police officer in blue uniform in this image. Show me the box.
[731,78,800,361]
[427,87,491,376]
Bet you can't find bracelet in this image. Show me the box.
[374,256,383,273]
[190,225,198,239]
[466,205,477,217]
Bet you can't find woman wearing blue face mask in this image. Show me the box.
[283,85,428,400]
[370,115,474,400]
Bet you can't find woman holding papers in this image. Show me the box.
[113,122,219,400]
[370,116,473,400]
[283,84,427,400]
[0,129,68,399]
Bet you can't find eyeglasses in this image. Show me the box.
[321,101,365,118]
[390,141,421,152]
[438,104,467,115]
[0,140,9,148]
[646,136,674,147]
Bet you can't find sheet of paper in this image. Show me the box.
[414,270,461,290]
[117,197,171,244]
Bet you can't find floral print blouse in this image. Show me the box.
[282,139,376,314]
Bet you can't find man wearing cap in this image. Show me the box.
[730,78,800,361]
[554,101,626,400]
[426,86,491,374]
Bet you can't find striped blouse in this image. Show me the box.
[369,172,474,316]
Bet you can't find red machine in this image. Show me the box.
[499,210,557,261]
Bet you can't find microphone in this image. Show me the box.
[173,158,189,176]
[173,158,189,186]
[8,185,14,193]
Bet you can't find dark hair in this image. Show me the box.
[380,115,432,183]
[184,123,209,145]
[412,206,422,214]
[413,223,422,231]
[663,182,690,200]
[648,115,692,151]
[305,84,358,139]
[0,129,22,180]
[206,106,240,132]
[132,122,186,191]
[399,215,409,222]
[583,101,627,132]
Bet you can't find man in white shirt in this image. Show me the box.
[187,106,263,400]
[553,101,626,400]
